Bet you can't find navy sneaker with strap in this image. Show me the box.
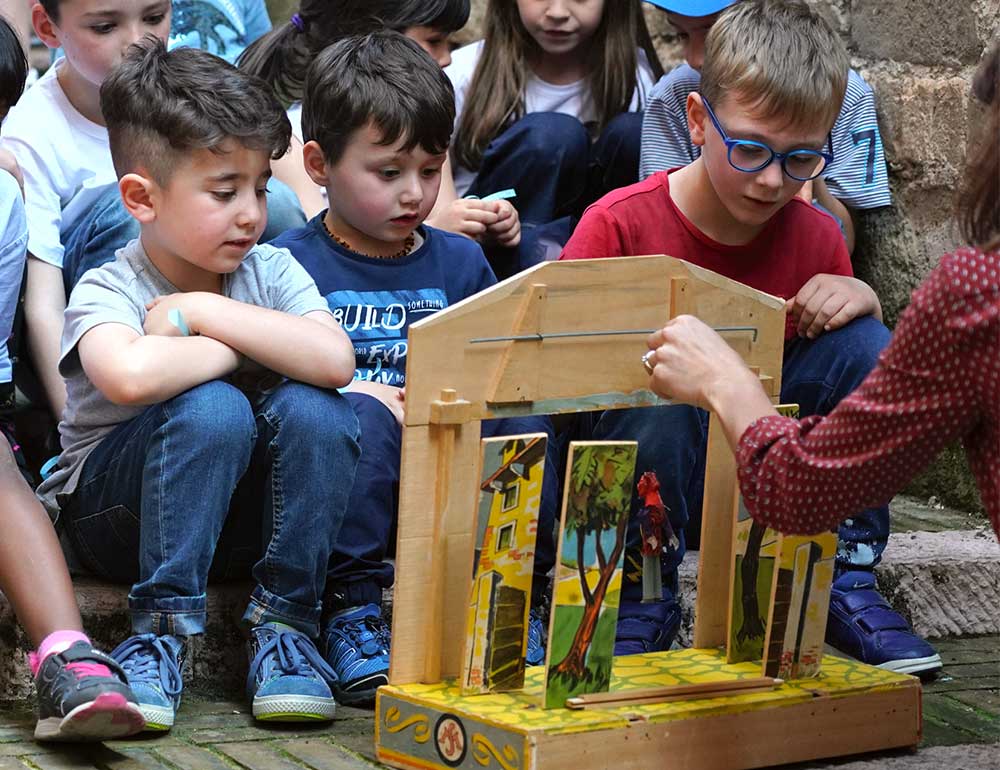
[247,623,338,722]
[826,570,942,676]
[33,641,145,741]
[614,595,683,655]
[322,604,390,706]
[110,634,184,731]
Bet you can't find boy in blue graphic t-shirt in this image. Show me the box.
[271,31,558,706]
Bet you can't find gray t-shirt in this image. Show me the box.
[37,237,330,520]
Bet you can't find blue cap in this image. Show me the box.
[642,0,738,16]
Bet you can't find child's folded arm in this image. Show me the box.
[146,292,355,390]
[78,322,241,406]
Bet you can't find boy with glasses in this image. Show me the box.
[639,0,891,256]
[558,0,942,679]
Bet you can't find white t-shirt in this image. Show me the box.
[0,61,117,268]
[445,40,657,195]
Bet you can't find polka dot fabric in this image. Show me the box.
[737,247,1000,541]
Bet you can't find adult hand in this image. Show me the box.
[786,274,882,339]
[645,316,754,410]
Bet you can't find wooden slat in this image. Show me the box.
[694,414,740,649]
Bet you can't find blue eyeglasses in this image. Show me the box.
[700,96,834,182]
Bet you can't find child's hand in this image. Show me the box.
[786,274,882,339]
[144,293,216,337]
[427,199,504,241]
[484,200,521,248]
[348,380,405,425]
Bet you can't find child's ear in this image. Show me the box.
[302,140,331,186]
[31,4,61,50]
[687,92,708,147]
[119,173,158,224]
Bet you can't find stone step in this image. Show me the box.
[0,529,995,703]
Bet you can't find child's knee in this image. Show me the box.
[267,382,360,440]
[509,112,589,166]
[829,315,891,377]
[166,380,255,445]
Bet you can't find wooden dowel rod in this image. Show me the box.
[565,677,782,710]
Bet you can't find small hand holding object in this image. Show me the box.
[785,273,882,339]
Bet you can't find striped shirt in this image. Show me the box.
[639,65,891,210]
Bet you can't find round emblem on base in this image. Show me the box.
[434,713,468,766]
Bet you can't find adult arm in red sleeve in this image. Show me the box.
[736,260,981,535]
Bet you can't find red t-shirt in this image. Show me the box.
[559,170,853,339]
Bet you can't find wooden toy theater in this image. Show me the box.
[374,256,921,770]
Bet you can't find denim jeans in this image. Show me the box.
[60,380,360,637]
[577,315,893,602]
[467,111,643,278]
[61,181,307,292]
[324,392,559,612]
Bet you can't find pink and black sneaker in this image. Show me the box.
[32,641,145,741]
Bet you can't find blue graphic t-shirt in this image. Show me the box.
[169,0,272,64]
[271,217,496,386]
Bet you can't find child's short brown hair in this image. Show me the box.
[701,0,849,132]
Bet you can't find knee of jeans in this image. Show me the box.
[826,316,891,382]
[262,178,307,241]
[165,381,255,446]
[267,382,360,441]
[510,112,590,167]
[598,112,643,150]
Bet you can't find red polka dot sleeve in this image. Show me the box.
[737,248,1000,540]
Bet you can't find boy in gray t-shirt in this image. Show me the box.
[38,42,360,731]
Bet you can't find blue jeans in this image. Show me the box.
[578,315,892,602]
[325,392,559,611]
[61,181,307,292]
[468,112,642,278]
[60,380,360,637]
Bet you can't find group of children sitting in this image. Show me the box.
[0,0,942,743]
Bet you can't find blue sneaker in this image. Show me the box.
[247,623,338,722]
[322,604,390,706]
[826,570,942,677]
[526,606,548,667]
[614,596,682,656]
[109,634,184,731]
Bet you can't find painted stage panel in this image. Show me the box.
[462,434,547,695]
[542,441,637,709]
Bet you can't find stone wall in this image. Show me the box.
[263,0,998,511]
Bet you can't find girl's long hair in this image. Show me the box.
[453,0,663,171]
[238,0,470,106]
[959,39,1000,253]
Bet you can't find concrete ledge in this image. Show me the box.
[0,530,995,703]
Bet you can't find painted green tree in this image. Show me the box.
[551,444,637,682]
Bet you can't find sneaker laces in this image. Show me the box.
[110,634,183,699]
[64,661,114,680]
[249,629,338,687]
[335,614,390,656]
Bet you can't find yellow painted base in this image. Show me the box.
[375,648,921,770]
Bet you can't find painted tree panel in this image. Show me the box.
[461,434,547,695]
[542,441,638,709]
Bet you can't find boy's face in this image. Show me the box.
[37,0,170,89]
[689,92,829,233]
[307,123,446,258]
[142,142,270,282]
[666,11,718,71]
[516,0,605,59]
[403,26,453,68]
